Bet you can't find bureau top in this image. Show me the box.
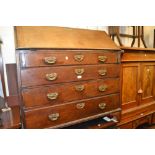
[14,26,120,50]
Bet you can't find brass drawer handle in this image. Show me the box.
[98,85,107,92]
[47,92,58,100]
[98,103,106,110]
[75,85,85,92]
[44,57,56,64]
[76,103,85,109]
[74,54,84,62]
[98,56,107,63]
[98,69,107,76]
[48,113,59,121]
[75,68,85,75]
[46,73,57,81]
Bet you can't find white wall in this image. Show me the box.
[0,27,16,96]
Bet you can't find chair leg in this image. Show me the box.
[116,35,123,46]
[131,37,136,47]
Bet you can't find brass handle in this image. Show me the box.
[75,85,85,92]
[47,92,58,100]
[74,54,84,62]
[98,103,106,110]
[75,68,85,75]
[98,69,107,76]
[48,113,59,121]
[46,73,57,81]
[98,56,107,63]
[98,85,107,92]
[44,57,56,64]
[76,103,85,109]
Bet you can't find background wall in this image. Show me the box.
[0,26,155,96]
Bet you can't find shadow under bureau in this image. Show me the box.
[15,26,121,128]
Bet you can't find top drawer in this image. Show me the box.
[122,52,155,62]
[19,50,119,67]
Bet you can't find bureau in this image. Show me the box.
[118,47,155,129]
[15,26,121,128]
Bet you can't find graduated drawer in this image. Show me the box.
[20,50,119,67]
[24,94,120,128]
[21,64,120,87]
[22,78,120,108]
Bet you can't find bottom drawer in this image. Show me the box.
[64,111,120,129]
[133,115,152,129]
[118,122,133,129]
[24,94,120,128]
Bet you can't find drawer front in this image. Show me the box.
[21,50,119,67]
[22,78,120,108]
[122,52,155,62]
[24,94,120,128]
[21,64,120,87]
[118,122,133,129]
[133,115,152,128]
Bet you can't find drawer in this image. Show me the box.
[133,115,152,128]
[20,50,119,67]
[24,94,120,128]
[21,64,120,87]
[122,52,155,62]
[66,111,121,129]
[118,122,133,129]
[22,78,120,108]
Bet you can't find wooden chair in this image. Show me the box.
[108,26,147,48]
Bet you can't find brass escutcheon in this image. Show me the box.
[46,73,57,81]
[48,113,59,121]
[98,85,107,92]
[98,56,107,63]
[75,85,85,92]
[47,92,58,100]
[74,54,84,62]
[44,57,56,64]
[75,68,85,75]
[76,103,85,109]
[98,103,106,110]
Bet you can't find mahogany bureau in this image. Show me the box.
[15,26,122,128]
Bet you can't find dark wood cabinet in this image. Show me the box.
[15,26,122,129]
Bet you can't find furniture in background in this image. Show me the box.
[108,26,147,48]
[153,29,155,48]
[0,42,6,126]
[0,41,6,106]
[15,26,122,129]
[118,47,155,128]
[0,41,21,129]
[108,26,123,46]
